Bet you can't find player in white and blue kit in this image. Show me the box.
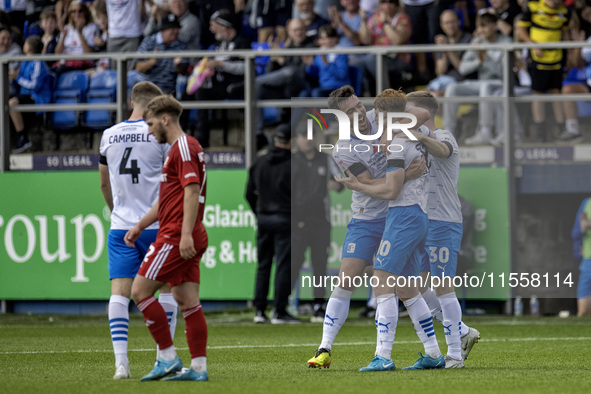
[337,90,445,372]
[99,82,177,380]
[307,86,426,369]
[405,91,480,368]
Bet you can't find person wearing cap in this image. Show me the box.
[191,8,250,148]
[143,0,201,50]
[135,13,189,95]
[245,124,299,325]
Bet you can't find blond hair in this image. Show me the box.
[143,95,183,120]
[131,81,163,108]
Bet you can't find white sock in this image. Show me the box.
[191,356,207,372]
[156,293,178,360]
[403,295,441,358]
[566,119,580,135]
[159,345,177,361]
[375,293,398,360]
[421,287,443,323]
[109,295,130,368]
[367,288,377,309]
[374,301,381,355]
[439,292,462,360]
[319,287,352,350]
[158,292,178,339]
[461,321,470,335]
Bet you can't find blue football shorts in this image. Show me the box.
[420,220,463,277]
[341,217,386,264]
[578,258,591,299]
[108,229,158,280]
[374,204,429,277]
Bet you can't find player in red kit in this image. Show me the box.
[124,95,209,382]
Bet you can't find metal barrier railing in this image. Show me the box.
[2,41,591,170]
[2,40,590,293]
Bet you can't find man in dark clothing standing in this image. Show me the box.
[246,124,299,324]
[291,128,343,322]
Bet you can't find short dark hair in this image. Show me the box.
[476,11,498,26]
[406,90,439,118]
[327,85,356,110]
[319,24,338,38]
[25,35,43,54]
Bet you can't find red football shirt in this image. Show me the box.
[157,134,207,246]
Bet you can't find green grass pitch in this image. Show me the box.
[1,311,591,394]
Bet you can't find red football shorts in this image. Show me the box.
[138,238,205,287]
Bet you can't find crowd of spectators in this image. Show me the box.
[2,0,591,151]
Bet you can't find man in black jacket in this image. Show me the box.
[292,127,343,322]
[246,124,299,324]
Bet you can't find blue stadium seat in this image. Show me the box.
[348,66,363,97]
[84,70,117,129]
[52,71,90,130]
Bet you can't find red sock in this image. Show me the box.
[183,304,207,358]
[137,296,173,350]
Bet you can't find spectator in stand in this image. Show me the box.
[517,0,570,142]
[402,0,447,82]
[40,9,59,55]
[0,24,23,89]
[105,0,147,53]
[25,0,54,25]
[136,13,189,95]
[56,0,73,30]
[360,0,379,14]
[442,11,512,144]
[93,7,108,53]
[487,0,523,37]
[295,0,331,41]
[249,18,316,148]
[190,0,242,50]
[313,0,338,20]
[485,14,532,146]
[144,0,200,50]
[328,0,366,68]
[359,0,412,94]
[193,9,250,148]
[0,24,22,68]
[301,24,350,96]
[558,27,589,142]
[87,6,111,76]
[8,35,52,153]
[427,10,475,97]
[0,0,26,34]
[250,0,292,43]
[55,1,98,72]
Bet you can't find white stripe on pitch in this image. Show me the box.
[2,337,590,355]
